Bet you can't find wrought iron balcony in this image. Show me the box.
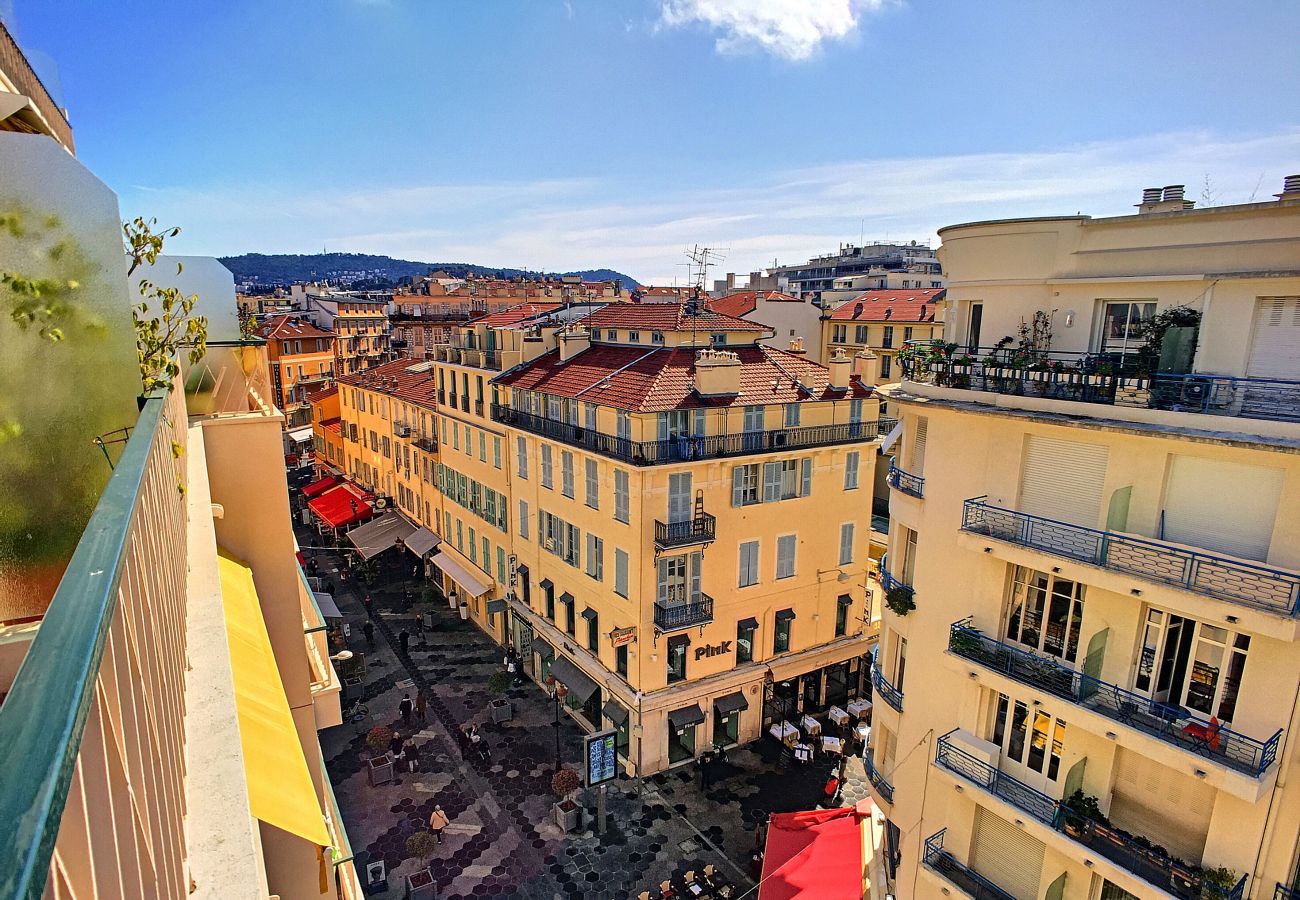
[863,752,894,805]
[880,569,914,601]
[948,621,1283,777]
[433,342,502,371]
[1276,883,1300,900]
[871,665,904,712]
[962,497,1300,616]
[935,732,1058,824]
[886,462,924,498]
[653,594,714,632]
[654,514,717,550]
[923,830,1016,900]
[491,404,887,467]
[414,435,437,453]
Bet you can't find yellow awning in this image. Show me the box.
[218,551,331,848]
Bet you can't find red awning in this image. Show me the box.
[302,475,340,498]
[308,483,374,529]
[759,807,865,900]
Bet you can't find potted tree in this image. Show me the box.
[366,725,396,786]
[404,832,438,900]
[487,671,513,722]
[885,586,915,617]
[1059,789,1105,838]
[552,768,583,832]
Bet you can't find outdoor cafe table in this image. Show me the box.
[793,743,814,764]
[847,699,873,720]
[854,723,870,749]
[770,722,800,746]
[828,705,850,727]
[801,715,822,737]
[822,736,843,755]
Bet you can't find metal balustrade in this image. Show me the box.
[1276,883,1300,900]
[491,403,886,466]
[653,594,714,631]
[962,497,1300,616]
[863,752,894,805]
[922,830,1017,900]
[886,462,925,498]
[935,732,1059,823]
[880,569,914,600]
[947,621,1282,776]
[871,665,904,712]
[654,513,717,549]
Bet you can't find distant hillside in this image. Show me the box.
[218,252,640,289]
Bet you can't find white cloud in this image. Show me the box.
[123,127,1300,285]
[656,0,886,61]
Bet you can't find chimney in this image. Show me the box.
[1276,174,1300,202]
[694,348,741,397]
[559,326,591,362]
[852,350,880,389]
[1137,184,1195,214]
[828,349,851,391]
[726,273,736,291]
[788,337,807,356]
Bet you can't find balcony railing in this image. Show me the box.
[1276,883,1300,900]
[654,514,717,550]
[922,830,1016,900]
[491,404,887,466]
[935,732,1060,824]
[414,434,438,453]
[433,342,502,371]
[871,665,904,712]
[948,621,1283,777]
[962,497,1300,616]
[901,349,1300,424]
[881,569,914,600]
[863,752,894,805]
[886,462,925,498]
[653,594,714,632]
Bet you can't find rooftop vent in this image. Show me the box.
[1162,184,1185,202]
[1137,183,1195,214]
[1277,174,1300,200]
[1142,187,1163,203]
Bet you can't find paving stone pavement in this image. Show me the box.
[308,527,871,900]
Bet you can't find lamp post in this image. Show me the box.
[552,681,568,773]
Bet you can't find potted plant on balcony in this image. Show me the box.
[948,626,985,657]
[404,832,438,900]
[1060,789,1105,837]
[552,767,583,832]
[884,586,915,617]
[1195,866,1238,898]
[487,670,513,722]
[366,725,396,786]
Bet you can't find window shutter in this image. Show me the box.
[762,462,781,502]
[658,413,668,441]
[839,523,855,565]
[690,551,702,600]
[693,409,706,436]
[801,458,812,497]
[657,558,669,604]
[732,467,745,507]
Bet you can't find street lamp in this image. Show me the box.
[552,681,569,773]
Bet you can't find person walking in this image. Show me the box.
[398,693,413,727]
[429,805,450,844]
[363,594,373,618]
[399,628,411,657]
[362,620,375,649]
[415,689,427,725]
[389,731,405,759]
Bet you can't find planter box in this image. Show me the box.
[368,754,394,786]
[1026,370,1051,382]
[554,799,581,832]
[406,868,436,900]
[490,698,513,723]
[1084,374,1107,385]
[423,613,435,630]
[1119,377,1150,390]
[950,364,973,375]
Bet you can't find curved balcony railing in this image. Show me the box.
[654,514,717,550]
[653,594,714,632]
[948,621,1282,777]
[962,497,1300,616]
[871,665,904,712]
[880,569,914,600]
[863,752,894,805]
[491,404,887,466]
[922,830,1016,900]
[886,462,925,498]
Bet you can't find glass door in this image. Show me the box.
[1133,609,1249,723]
[669,721,697,764]
[714,707,740,747]
[991,693,1067,794]
[1004,567,1085,664]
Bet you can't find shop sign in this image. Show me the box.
[585,729,618,787]
[609,626,637,647]
[693,640,732,661]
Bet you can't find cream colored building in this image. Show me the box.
[872,181,1300,900]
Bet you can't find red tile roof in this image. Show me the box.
[338,358,439,409]
[305,384,338,405]
[495,344,870,412]
[321,417,342,435]
[707,291,803,319]
[474,302,563,328]
[255,314,335,340]
[826,289,945,323]
[578,301,771,334]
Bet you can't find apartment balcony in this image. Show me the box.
[947,621,1283,777]
[931,733,1248,900]
[414,434,438,453]
[901,350,1300,424]
[432,341,502,371]
[922,830,1016,900]
[881,569,914,601]
[1276,883,1300,900]
[491,403,888,466]
[962,497,1300,617]
[653,594,714,632]
[886,461,924,498]
[394,422,412,437]
[871,665,904,712]
[654,513,717,550]
[863,752,895,806]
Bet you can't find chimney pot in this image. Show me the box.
[1278,174,1300,198]
[1142,187,1163,203]
[1162,184,1185,202]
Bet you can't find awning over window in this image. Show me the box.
[668,704,706,730]
[287,425,315,444]
[313,592,342,619]
[486,598,507,614]
[533,637,554,658]
[404,527,440,558]
[879,420,904,454]
[307,482,373,529]
[217,552,330,848]
[346,512,417,560]
[559,592,574,606]
[550,655,599,702]
[714,691,749,716]
[602,699,629,726]
[302,474,339,498]
[738,616,759,631]
[431,550,492,597]
[539,578,554,590]
[776,609,797,622]
[581,607,598,621]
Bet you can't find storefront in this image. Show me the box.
[712,690,747,747]
[602,699,631,760]
[550,655,601,732]
[512,616,535,676]
[764,652,874,727]
[534,637,554,684]
[667,704,706,766]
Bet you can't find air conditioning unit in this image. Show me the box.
[772,432,789,447]
[394,423,411,437]
[1179,379,1210,408]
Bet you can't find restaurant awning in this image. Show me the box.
[217,552,330,848]
[313,592,342,620]
[302,474,339,498]
[668,704,706,730]
[550,655,599,703]
[776,609,797,622]
[738,616,759,631]
[486,598,507,614]
[287,425,315,444]
[602,699,629,726]
[533,637,554,658]
[759,807,866,900]
[431,550,492,597]
[714,691,749,716]
[307,483,373,529]
[346,512,417,560]
[580,607,598,621]
[404,527,440,558]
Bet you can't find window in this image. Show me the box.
[614,470,630,522]
[844,452,860,490]
[667,635,688,683]
[456,519,464,552]
[497,546,506,583]
[616,644,628,678]
[468,527,477,563]
[711,333,727,345]
[992,693,1066,782]
[743,405,764,435]
[737,620,756,664]
[838,523,855,566]
[880,355,891,378]
[451,423,459,450]
[563,596,576,635]
[585,459,599,508]
[463,425,471,455]
[616,412,631,445]
[517,436,528,478]
[774,610,793,654]
[784,403,801,427]
[541,444,553,488]
[832,324,846,343]
[585,402,597,431]
[628,330,640,343]
[854,325,868,344]
[1005,566,1085,663]
[762,459,810,502]
[544,582,555,620]
[479,431,487,462]
[561,451,575,498]
[482,536,490,571]
[835,595,851,637]
[607,329,617,341]
[614,548,629,597]
[657,551,701,605]
[903,326,913,342]
[732,464,760,506]
[738,540,759,587]
[776,534,797,579]
[585,534,604,580]
[587,609,600,653]
[1098,301,1157,357]
[518,501,529,539]
[882,326,894,349]
[652,331,665,344]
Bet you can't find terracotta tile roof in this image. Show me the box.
[474,302,563,328]
[495,344,871,412]
[826,289,945,323]
[338,358,440,409]
[577,301,771,334]
[255,314,335,340]
[321,418,342,435]
[305,384,338,405]
[707,291,803,319]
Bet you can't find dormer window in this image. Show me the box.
[628,331,641,343]
[711,333,727,345]
[652,331,665,344]
[607,329,618,341]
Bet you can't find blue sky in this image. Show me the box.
[8,0,1300,283]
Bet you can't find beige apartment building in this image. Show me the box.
[871,181,1300,900]
[821,288,946,384]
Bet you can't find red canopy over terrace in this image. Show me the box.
[307,482,374,529]
[759,807,866,900]
[301,474,339,498]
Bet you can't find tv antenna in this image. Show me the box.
[681,245,727,302]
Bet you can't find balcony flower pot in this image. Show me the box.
[490,697,513,723]
[1119,376,1150,390]
[367,754,395,786]
[554,798,581,832]
[405,868,436,900]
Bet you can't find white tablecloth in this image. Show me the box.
[848,699,873,718]
[823,736,843,754]
[801,715,822,735]
[769,722,800,745]
[794,743,813,763]
[828,706,850,726]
